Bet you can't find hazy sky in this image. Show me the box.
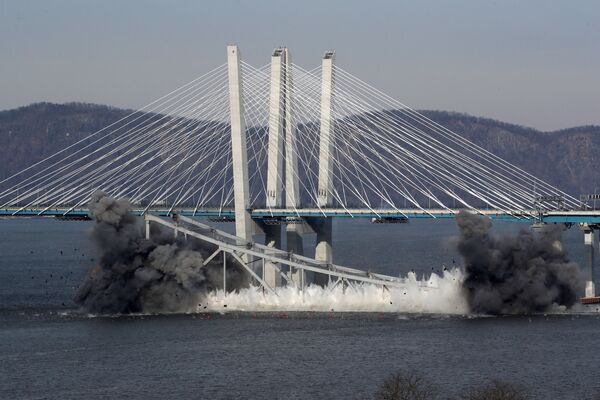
[1,0,598,130]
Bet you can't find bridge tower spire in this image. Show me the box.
[227,44,253,242]
[283,48,300,210]
[317,50,335,208]
[266,48,285,209]
[265,47,301,209]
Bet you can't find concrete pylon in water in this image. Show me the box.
[582,223,597,298]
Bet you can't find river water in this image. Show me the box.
[1,217,599,399]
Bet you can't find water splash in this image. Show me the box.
[201,268,468,314]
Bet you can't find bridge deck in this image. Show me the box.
[2,207,600,223]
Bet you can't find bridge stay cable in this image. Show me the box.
[0,49,578,220]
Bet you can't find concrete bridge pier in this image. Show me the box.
[306,217,333,286]
[582,223,598,298]
[287,224,305,286]
[261,220,307,289]
[315,218,332,265]
[262,224,282,289]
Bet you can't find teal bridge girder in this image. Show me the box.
[2,207,600,224]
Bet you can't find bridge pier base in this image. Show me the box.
[308,217,332,286]
[287,224,305,286]
[263,224,282,288]
[582,223,598,298]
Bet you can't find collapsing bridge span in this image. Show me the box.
[146,213,412,294]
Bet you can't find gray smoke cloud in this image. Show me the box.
[74,191,249,314]
[456,211,584,315]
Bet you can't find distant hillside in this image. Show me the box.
[0,102,599,196]
[422,110,600,195]
[0,103,130,180]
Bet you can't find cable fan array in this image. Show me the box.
[0,60,578,216]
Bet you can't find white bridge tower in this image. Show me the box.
[227,44,254,243]
[227,45,336,288]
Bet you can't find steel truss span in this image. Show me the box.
[146,214,415,294]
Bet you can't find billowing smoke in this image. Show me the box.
[74,192,248,314]
[456,211,583,314]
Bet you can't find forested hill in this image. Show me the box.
[1,102,599,196]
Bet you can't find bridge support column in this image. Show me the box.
[227,44,254,243]
[307,217,333,286]
[288,225,305,285]
[583,224,597,298]
[263,224,282,288]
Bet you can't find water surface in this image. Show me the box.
[1,217,598,399]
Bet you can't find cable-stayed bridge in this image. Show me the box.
[0,45,598,299]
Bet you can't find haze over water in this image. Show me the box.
[1,217,599,399]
